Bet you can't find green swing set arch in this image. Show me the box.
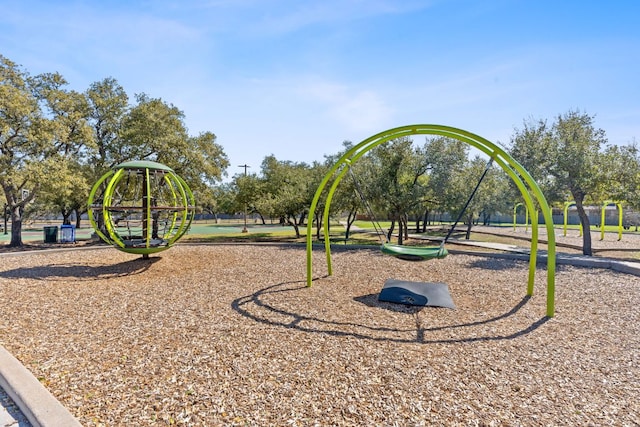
[306,124,557,317]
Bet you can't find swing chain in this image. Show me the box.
[346,162,389,244]
[443,157,495,244]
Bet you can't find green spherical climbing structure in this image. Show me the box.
[88,160,195,257]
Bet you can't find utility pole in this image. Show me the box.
[238,164,250,233]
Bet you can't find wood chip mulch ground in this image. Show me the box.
[0,243,638,426]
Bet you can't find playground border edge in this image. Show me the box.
[0,346,82,427]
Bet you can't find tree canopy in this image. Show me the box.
[509,111,611,255]
[0,55,228,246]
[2,55,639,256]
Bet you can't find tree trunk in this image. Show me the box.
[74,208,83,228]
[482,212,491,226]
[422,209,430,232]
[345,208,357,240]
[9,205,23,247]
[387,219,395,242]
[574,197,592,255]
[284,215,301,238]
[403,214,409,240]
[291,219,300,238]
[465,214,474,240]
[397,218,404,245]
[465,220,473,240]
[62,210,72,225]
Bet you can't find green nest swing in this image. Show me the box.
[350,157,494,262]
[380,242,449,262]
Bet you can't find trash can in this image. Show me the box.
[60,224,76,243]
[43,226,58,243]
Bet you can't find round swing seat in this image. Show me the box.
[381,243,449,262]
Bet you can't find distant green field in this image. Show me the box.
[1,217,636,246]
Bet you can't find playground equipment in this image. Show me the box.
[348,156,494,261]
[563,202,583,237]
[513,202,536,232]
[306,124,557,317]
[87,160,195,258]
[601,201,623,241]
[563,200,623,241]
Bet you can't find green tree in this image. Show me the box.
[86,77,129,170]
[598,141,640,208]
[196,185,224,222]
[0,55,79,246]
[420,136,468,229]
[508,118,560,200]
[1,56,228,245]
[81,77,131,230]
[37,159,91,226]
[510,111,608,255]
[303,159,335,240]
[33,74,95,226]
[257,155,314,238]
[119,94,188,163]
[364,137,431,244]
[233,172,266,224]
[479,170,511,226]
[444,156,502,239]
[86,82,229,226]
[121,94,228,190]
[311,142,364,241]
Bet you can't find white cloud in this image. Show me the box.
[184,0,433,37]
[298,79,393,132]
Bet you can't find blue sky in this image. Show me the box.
[2,0,639,179]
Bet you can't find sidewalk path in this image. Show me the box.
[1,387,31,427]
[0,346,82,427]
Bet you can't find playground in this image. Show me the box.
[0,241,638,425]
[1,125,638,425]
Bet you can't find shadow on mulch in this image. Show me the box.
[232,279,550,345]
[354,293,424,314]
[0,256,160,281]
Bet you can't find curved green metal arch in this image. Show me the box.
[513,202,531,232]
[563,201,583,237]
[601,200,623,241]
[306,124,556,317]
[87,169,117,246]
